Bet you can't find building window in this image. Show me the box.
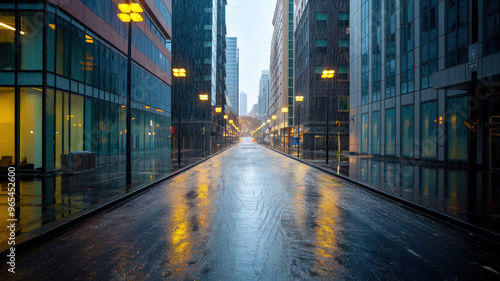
[485,0,500,55]
[362,113,368,153]
[315,65,325,80]
[386,108,396,155]
[372,111,380,155]
[401,0,414,94]
[20,12,43,70]
[56,15,71,77]
[338,65,349,81]
[361,0,370,105]
[338,38,349,53]
[446,0,469,67]
[316,12,327,27]
[421,0,438,89]
[339,96,349,111]
[0,12,15,70]
[338,12,349,27]
[372,0,382,101]
[316,38,327,47]
[421,101,437,158]
[448,96,468,161]
[0,88,15,165]
[401,105,414,157]
[20,88,43,170]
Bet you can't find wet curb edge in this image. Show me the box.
[0,145,237,264]
[259,144,500,243]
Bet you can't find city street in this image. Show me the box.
[2,138,500,280]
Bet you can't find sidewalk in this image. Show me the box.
[263,144,500,237]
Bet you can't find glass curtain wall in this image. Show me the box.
[421,101,437,158]
[372,111,380,154]
[386,108,395,155]
[0,88,15,168]
[362,113,368,153]
[401,105,414,157]
[447,96,467,161]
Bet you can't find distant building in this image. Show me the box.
[350,0,500,169]
[240,91,247,116]
[258,70,270,121]
[226,37,239,115]
[270,0,294,145]
[172,0,227,155]
[294,0,350,151]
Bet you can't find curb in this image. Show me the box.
[258,144,500,242]
[0,145,237,264]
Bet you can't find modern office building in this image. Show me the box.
[294,0,350,151]
[226,37,239,115]
[240,91,247,116]
[0,1,172,176]
[350,0,500,169]
[270,0,294,144]
[171,0,227,155]
[258,70,269,121]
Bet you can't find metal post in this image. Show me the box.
[126,20,132,185]
[283,112,285,152]
[326,88,329,165]
[297,103,300,158]
[338,132,340,162]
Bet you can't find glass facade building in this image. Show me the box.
[0,2,172,178]
[350,0,500,169]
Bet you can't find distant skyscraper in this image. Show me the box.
[258,70,270,121]
[270,0,294,142]
[240,91,247,116]
[226,37,239,115]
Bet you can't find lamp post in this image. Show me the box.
[281,107,288,152]
[172,68,186,169]
[223,114,228,148]
[272,115,277,149]
[321,69,335,165]
[199,94,209,156]
[215,107,222,152]
[117,2,144,185]
[267,119,271,145]
[295,95,304,158]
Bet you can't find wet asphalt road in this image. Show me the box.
[2,138,500,280]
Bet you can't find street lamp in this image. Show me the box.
[199,94,209,156]
[321,69,335,165]
[281,107,288,152]
[272,115,277,149]
[172,68,186,169]
[267,119,271,145]
[117,2,144,185]
[223,114,228,148]
[295,95,304,158]
[214,107,222,152]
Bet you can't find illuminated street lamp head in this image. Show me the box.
[215,107,222,113]
[321,70,335,79]
[281,107,288,113]
[262,122,266,126]
[117,3,144,22]
[199,94,209,101]
[172,68,186,77]
[272,115,277,120]
[267,119,271,123]
[229,120,234,124]
[295,95,304,102]
[223,114,228,119]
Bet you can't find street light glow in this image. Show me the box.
[267,119,271,123]
[172,68,186,77]
[223,114,228,119]
[215,107,222,113]
[129,13,143,22]
[321,70,335,79]
[117,3,143,22]
[229,120,234,124]
[199,94,209,101]
[272,115,277,120]
[281,107,288,113]
[295,95,304,102]
[117,13,131,22]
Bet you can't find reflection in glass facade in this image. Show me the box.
[421,101,437,159]
[401,105,414,157]
[448,96,468,161]
[362,113,368,153]
[372,111,380,155]
[386,108,395,156]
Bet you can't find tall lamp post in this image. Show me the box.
[295,95,304,158]
[321,69,335,165]
[117,2,144,185]
[267,119,271,145]
[215,107,222,152]
[272,115,277,149]
[223,114,228,148]
[172,68,186,169]
[281,107,288,152]
[199,94,209,156]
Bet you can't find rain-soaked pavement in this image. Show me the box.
[2,138,500,280]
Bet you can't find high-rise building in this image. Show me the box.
[258,70,270,121]
[172,0,227,155]
[294,0,350,151]
[240,91,247,116]
[226,37,239,115]
[0,1,172,174]
[270,0,294,144]
[350,0,500,169]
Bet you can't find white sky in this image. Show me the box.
[226,0,276,113]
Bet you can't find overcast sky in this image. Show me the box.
[226,0,276,113]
